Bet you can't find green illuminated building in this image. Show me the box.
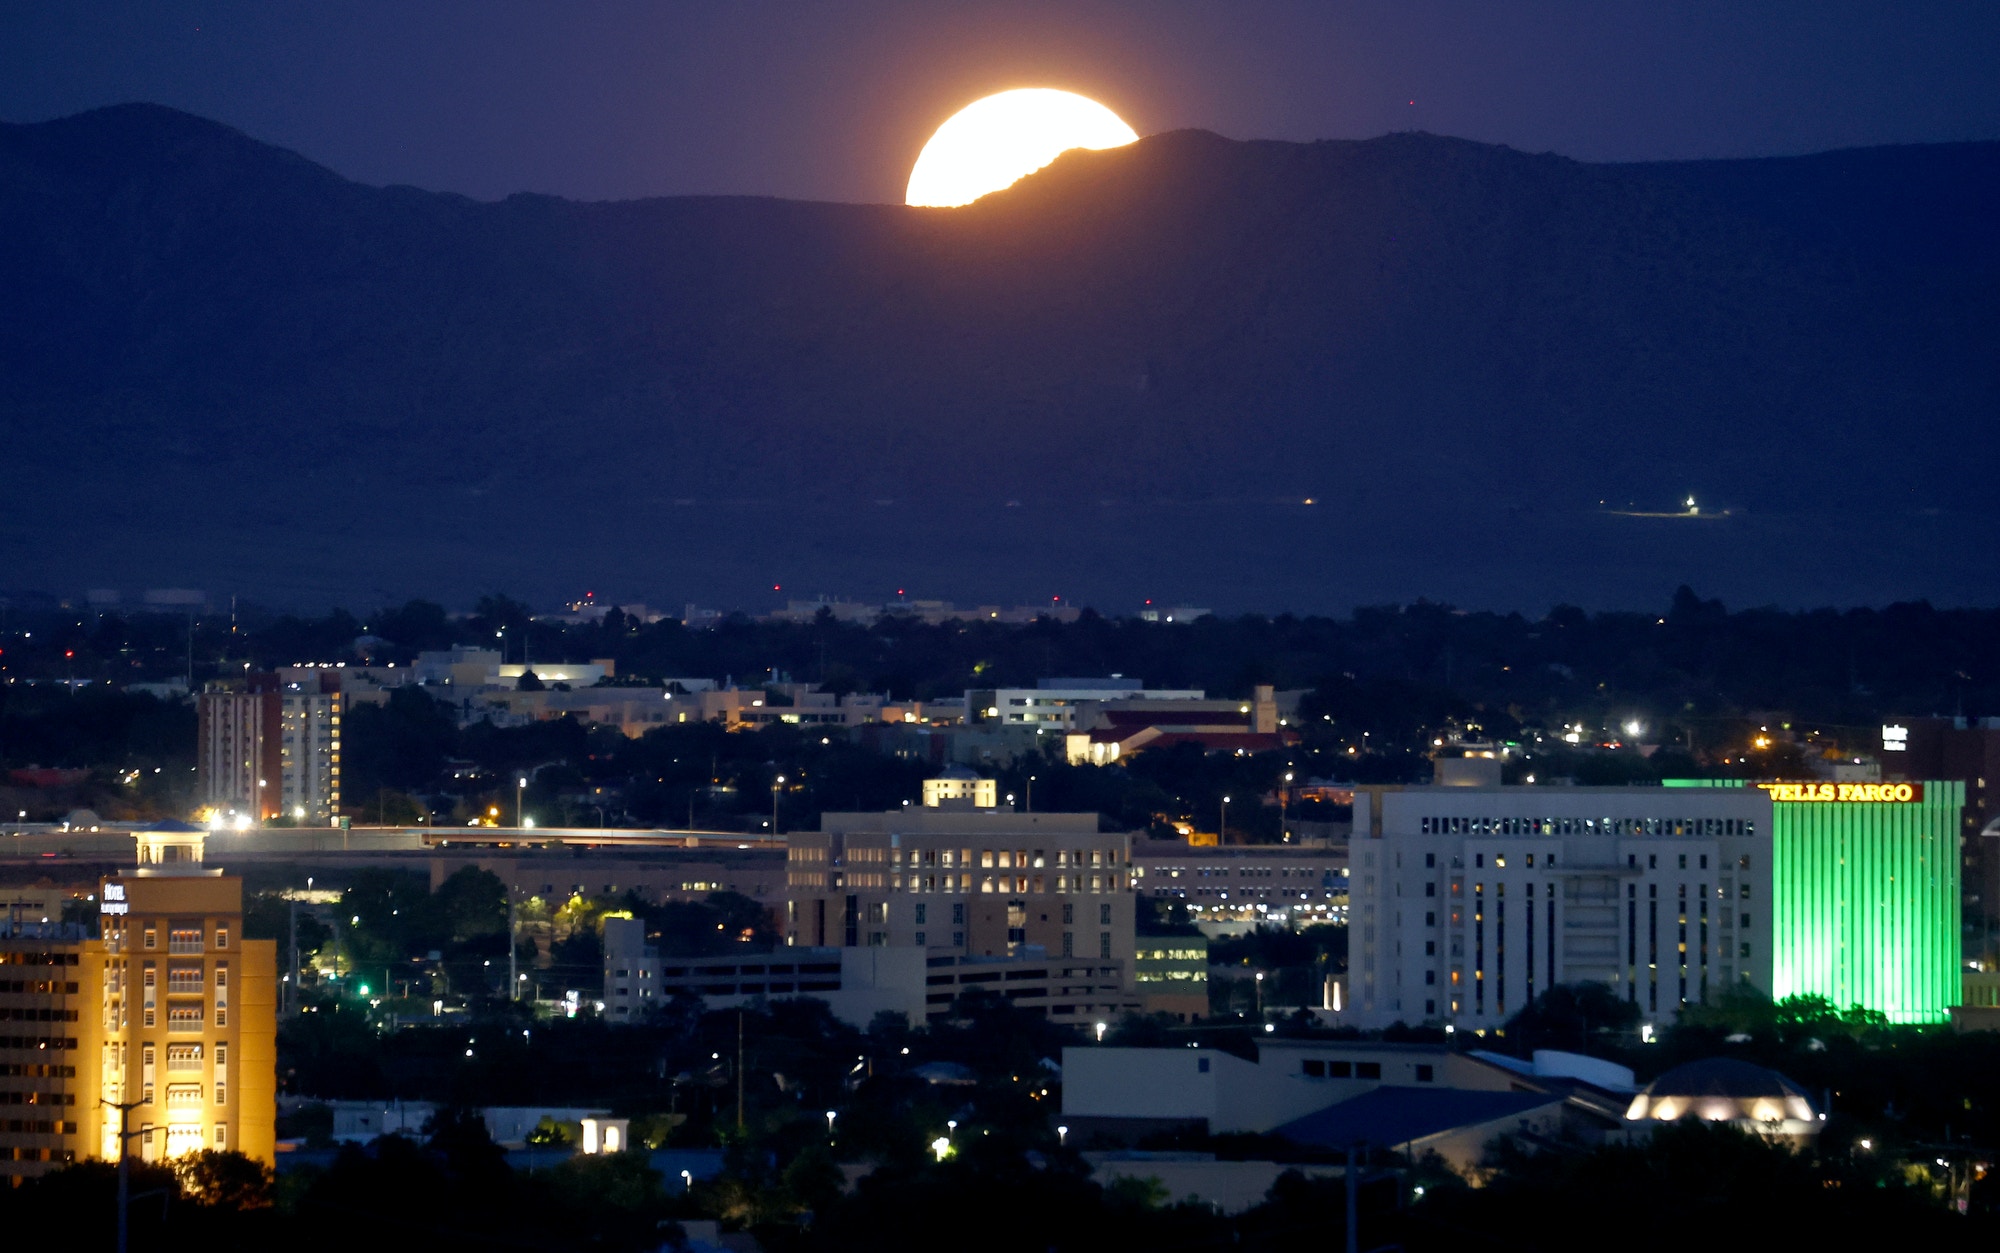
[1671,779,1961,1023]
[1771,781,1960,1024]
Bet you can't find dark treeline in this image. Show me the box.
[8,586,1995,827]
[7,587,1996,726]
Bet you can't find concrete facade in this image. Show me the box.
[1339,784,1774,1031]
[784,810,1135,969]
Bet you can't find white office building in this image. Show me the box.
[966,678,1204,734]
[1337,779,1773,1032]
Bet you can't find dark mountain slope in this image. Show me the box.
[1,105,1995,608]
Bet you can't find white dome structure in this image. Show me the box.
[1624,1058,1823,1140]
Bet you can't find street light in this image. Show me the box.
[1094,1021,1108,1042]
[102,1097,148,1253]
[516,776,527,828]
[1026,774,1036,814]
[1255,970,1265,1019]
[1220,795,1231,840]
[1057,1125,1068,1146]
[773,776,786,836]
[825,1109,837,1135]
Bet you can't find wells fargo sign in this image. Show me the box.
[1760,782,1923,803]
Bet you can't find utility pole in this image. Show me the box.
[103,1097,145,1253]
[507,890,519,1001]
[1346,1139,1363,1253]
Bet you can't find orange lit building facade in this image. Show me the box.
[0,831,274,1181]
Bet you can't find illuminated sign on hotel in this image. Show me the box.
[101,882,128,915]
[1760,781,1923,803]
[1882,724,1909,752]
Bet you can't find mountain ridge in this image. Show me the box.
[2,104,1996,610]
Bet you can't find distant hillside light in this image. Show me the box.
[906,89,1137,207]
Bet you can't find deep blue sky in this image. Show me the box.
[6,1,1999,204]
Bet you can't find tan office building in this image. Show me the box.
[785,808,1135,967]
[0,829,274,1181]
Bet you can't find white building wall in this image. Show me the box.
[278,691,340,823]
[1344,785,1773,1032]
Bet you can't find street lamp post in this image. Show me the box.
[516,776,527,829]
[1282,771,1294,840]
[825,1109,837,1135]
[102,1097,146,1253]
[1220,796,1230,841]
[1255,970,1265,1020]
[773,776,785,836]
[1026,775,1036,814]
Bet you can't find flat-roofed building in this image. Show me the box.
[785,808,1135,968]
[602,922,1135,1028]
[1670,777,1962,1025]
[967,678,1205,736]
[429,847,788,913]
[1132,935,1209,1020]
[1132,839,1348,926]
[198,672,341,823]
[0,829,275,1180]
[1338,783,1774,1031]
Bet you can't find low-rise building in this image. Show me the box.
[1132,935,1209,1020]
[428,846,788,911]
[1063,1040,1634,1171]
[967,678,1205,736]
[1132,839,1348,926]
[1064,686,1294,764]
[602,923,1135,1028]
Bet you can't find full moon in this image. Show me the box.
[905,89,1139,207]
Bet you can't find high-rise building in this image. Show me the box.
[197,672,342,823]
[784,806,1135,968]
[1678,779,1961,1024]
[1336,781,1773,1032]
[0,828,275,1181]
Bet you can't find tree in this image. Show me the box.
[1502,982,1641,1054]
[431,866,507,943]
[174,1149,273,1208]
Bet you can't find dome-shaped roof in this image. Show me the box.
[1624,1058,1821,1134]
[1642,1058,1813,1104]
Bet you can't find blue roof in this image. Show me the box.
[1276,1086,1561,1150]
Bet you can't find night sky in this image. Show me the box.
[5,1,1999,205]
